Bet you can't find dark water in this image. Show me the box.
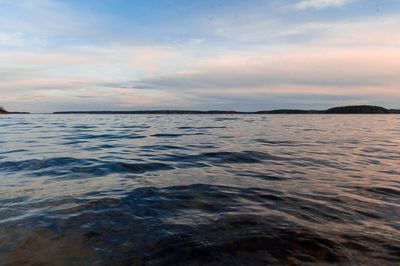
[0,114,399,265]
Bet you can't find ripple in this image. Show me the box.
[151,133,205,138]
[66,133,146,140]
[140,145,189,151]
[2,184,398,265]
[151,133,185,138]
[366,187,400,197]
[0,157,175,178]
[177,126,227,130]
[215,117,240,121]
[0,157,93,172]
[254,139,308,147]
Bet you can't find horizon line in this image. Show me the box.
[4,105,400,114]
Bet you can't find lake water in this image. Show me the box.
[0,114,399,265]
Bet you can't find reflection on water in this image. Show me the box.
[0,114,399,265]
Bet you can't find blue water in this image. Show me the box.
[0,114,399,265]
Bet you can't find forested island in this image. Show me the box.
[54,105,400,114]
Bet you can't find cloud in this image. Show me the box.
[0,43,194,112]
[295,0,353,10]
[208,11,400,47]
[135,47,400,90]
[2,40,400,111]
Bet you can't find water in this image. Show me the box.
[0,114,399,265]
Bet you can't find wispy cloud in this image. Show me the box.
[295,0,353,10]
[134,47,400,92]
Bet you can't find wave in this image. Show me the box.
[2,184,398,265]
[0,157,174,178]
[151,133,206,138]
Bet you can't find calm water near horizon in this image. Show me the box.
[0,114,399,265]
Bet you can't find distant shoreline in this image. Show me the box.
[53,105,400,115]
[2,105,400,115]
[7,112,31,114]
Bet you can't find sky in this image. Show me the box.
[1,0,400,112]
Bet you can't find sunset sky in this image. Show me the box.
[1,0,400,112]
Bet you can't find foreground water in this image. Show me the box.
[0,114,399,265]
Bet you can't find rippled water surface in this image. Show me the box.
[1,114,399,265]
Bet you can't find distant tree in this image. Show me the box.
[0,106,8,113]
